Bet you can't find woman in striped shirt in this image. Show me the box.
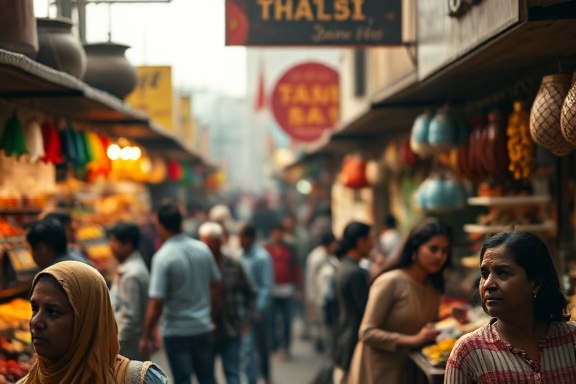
[445,230,576,384]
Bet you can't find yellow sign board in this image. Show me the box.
[126,66,174,131]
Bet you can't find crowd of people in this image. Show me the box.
[15,197,576,384]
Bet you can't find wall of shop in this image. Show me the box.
[417,0,521,80]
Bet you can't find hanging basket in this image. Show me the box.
[530,74,575,156]
[560,73,576,145]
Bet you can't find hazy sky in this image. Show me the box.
[34,0,247,97]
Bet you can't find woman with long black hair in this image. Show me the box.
[347,217,453,384]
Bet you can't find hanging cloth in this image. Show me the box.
[40,120,63,164]
[0,113,27,158]
[23,118,45,162]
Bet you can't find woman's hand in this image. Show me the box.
[414,323,440,346]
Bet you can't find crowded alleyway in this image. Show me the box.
[152,319,326,384]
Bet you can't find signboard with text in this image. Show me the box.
[126,66,174,131]
[271,62,339,142]
[226,0,402,46]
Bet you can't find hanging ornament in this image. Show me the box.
[40,120,63,163]
[23,117,45,162]
[0,112,27,158]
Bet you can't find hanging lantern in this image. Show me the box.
[167,160,183,182]
[338,155,368,189]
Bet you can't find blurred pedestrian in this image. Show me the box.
[445,230,575,383]
[238,223,274,384]
[305,231,337,353]
[18,261,167,383]
[139,200,222,384]
[347,218,452,384]
[199,222,256,384]
[42,210,89,264]
[265,224,301,361]
[26,218,90,269]
[378,214,402,260]
[108,221,150,360]
[332,221,373,384]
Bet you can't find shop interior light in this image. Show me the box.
[140,157,152,172]
[296,179,312,195]
[107,144,121,160]
[130,147,142,160]
[120,146,133,160]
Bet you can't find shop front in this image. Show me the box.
[290,0,576,381]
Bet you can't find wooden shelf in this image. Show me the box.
[0,283,30,303]
[467,195,551,207]
[0,207,43,215]
[463,221,556,234]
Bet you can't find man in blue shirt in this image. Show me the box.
[139,200,222,384]
[238,223,274,384]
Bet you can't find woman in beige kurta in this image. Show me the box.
[347,218,452,384]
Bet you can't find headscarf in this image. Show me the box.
[17,261,132,383]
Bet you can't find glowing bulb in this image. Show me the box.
[107,144,121,160]
[140,157,152,173]
[296,179,312,195]
[130,147,142,160]
[120,146,132,160]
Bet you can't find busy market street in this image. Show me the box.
[2,1,576,384]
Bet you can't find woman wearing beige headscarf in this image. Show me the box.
[17,261,167,384]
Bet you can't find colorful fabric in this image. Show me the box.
[445,319,576,384]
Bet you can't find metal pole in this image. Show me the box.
[56,0,73,18]
[77,1,87,42]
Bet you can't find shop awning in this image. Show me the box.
[0,49,207,165]
[376,11,576,107]
[313,2,576,154]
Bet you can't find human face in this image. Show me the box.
[30,243,54,269]
[64,221,77,245]
[414,235,450,275]
[357,230,375,258]
[479,245,538,319]
[200,234,222,257]
[30,278,75,362]
[109,235,132,263]
[239,234,254,253]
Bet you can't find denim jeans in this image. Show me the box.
[271,296,293,352]
[215,337,241,384]
[242,313,270,384]
[164,331,216,384]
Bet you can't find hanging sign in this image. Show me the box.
[126,66,174,131]
[225,0,402,46]
[271,62,339,142]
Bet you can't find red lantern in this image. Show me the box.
[339,155,368,189]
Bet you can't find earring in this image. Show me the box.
[533,294,537,299]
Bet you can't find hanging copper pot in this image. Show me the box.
[530,74,575,156]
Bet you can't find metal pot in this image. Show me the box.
[36,17,87,79]
[83,42,137,99]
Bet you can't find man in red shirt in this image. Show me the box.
[264,224,301,361]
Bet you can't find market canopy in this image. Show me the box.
[0,49,206,165]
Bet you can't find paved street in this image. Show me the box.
[152,319,326,384]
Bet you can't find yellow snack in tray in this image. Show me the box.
[421,338,458,365]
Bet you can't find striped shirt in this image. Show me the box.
[445,319,576,383]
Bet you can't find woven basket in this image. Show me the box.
[561,74,576,145]
[530,74,575,156]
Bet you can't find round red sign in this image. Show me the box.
[271,62,339,142]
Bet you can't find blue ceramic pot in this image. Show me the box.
[429,111,456,151]
[410,112,432,156]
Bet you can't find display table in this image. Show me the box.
[409,351,445,384]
